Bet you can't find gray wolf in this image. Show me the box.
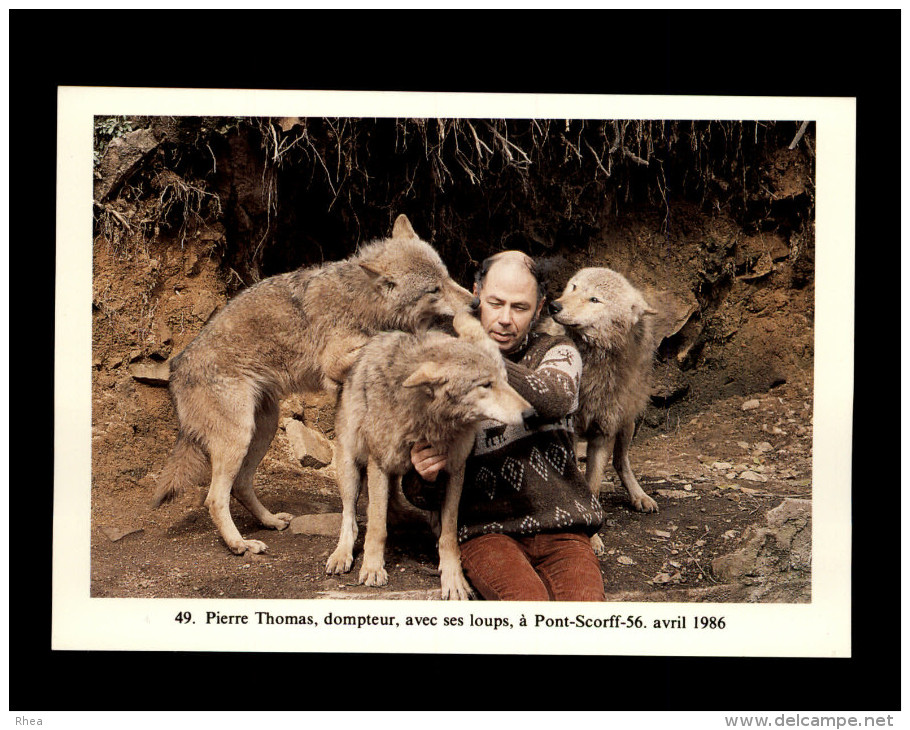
[325,310,532,599]
[152,215,473,555]
[548,267,664,550]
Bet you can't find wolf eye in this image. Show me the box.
[571,284,577,291]
[426,286,440,295]
[480,381,493,389]
[590,297,600,303]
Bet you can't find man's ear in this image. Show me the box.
[534,296,546,322]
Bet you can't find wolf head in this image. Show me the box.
[549,267,656,348]
[356,215,473,331]
[401,339,531,427]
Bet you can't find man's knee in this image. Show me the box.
[460,534,551,601]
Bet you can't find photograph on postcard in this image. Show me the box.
[54,89,853,656]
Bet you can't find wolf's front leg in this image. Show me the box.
[320,334,369,386]
[358,459,390,587]
[437,468,473,600]
[613,423,658,513]
[326,439,361,575]
[584,435,611,556]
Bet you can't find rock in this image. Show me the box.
[712,498,811,582]
[285,419,334,468]
[617,555,635,565]
[289,513,343,536]
[100,526,144,542]
[276,117,306,133]
[184,249,200,276]
[317,588,444,600]
[94,127,162,201]
[712,461,733,471]
[739,470,768,482]
[737,251,774,281]
[753,441,773,453]
[129,361,170,386]
[655,489,699,499]
[742,399,761,411]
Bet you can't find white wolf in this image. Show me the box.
[549,267,663,554]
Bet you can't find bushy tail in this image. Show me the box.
[151,432,210,508]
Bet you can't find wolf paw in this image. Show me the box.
[590,533,605,556]
[325,549,354,575]
[231,539,269,555]
[270,512,294,530]
[440,570,473,601]
[632,494,659,513]
[359,564,388,587]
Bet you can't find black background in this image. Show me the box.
[11,9,898,713]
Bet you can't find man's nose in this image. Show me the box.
[548,300,563,315]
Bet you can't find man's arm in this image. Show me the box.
[504,342,582,420]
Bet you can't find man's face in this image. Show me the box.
[475,260,545,353]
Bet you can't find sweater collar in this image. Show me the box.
[505,332,535,362]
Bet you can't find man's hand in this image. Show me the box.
[411,440,447,482]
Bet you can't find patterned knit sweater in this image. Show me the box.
[402,332,604,544]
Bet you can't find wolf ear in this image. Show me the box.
[392,214,417,239]
[402,362,448,390]
[360,262,396,291]
[631,301,658,325]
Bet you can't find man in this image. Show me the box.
[405,251,605,601]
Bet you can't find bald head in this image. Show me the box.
[474,250,545,304]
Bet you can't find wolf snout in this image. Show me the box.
[548,301,563,315]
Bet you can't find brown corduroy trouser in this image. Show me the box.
[459,531,606,601]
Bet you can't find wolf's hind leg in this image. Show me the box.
[326,439,362,575]
[613,423,658,513]
[206,440,270,555]
[231,396,294,530]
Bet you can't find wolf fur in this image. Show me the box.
[549,267,663,551]
[153,215,473,556]
[326,310,531,600]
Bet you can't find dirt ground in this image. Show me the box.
[90,378,813,602]
[90,174,815,603]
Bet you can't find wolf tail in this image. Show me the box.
[151,431,210,508]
